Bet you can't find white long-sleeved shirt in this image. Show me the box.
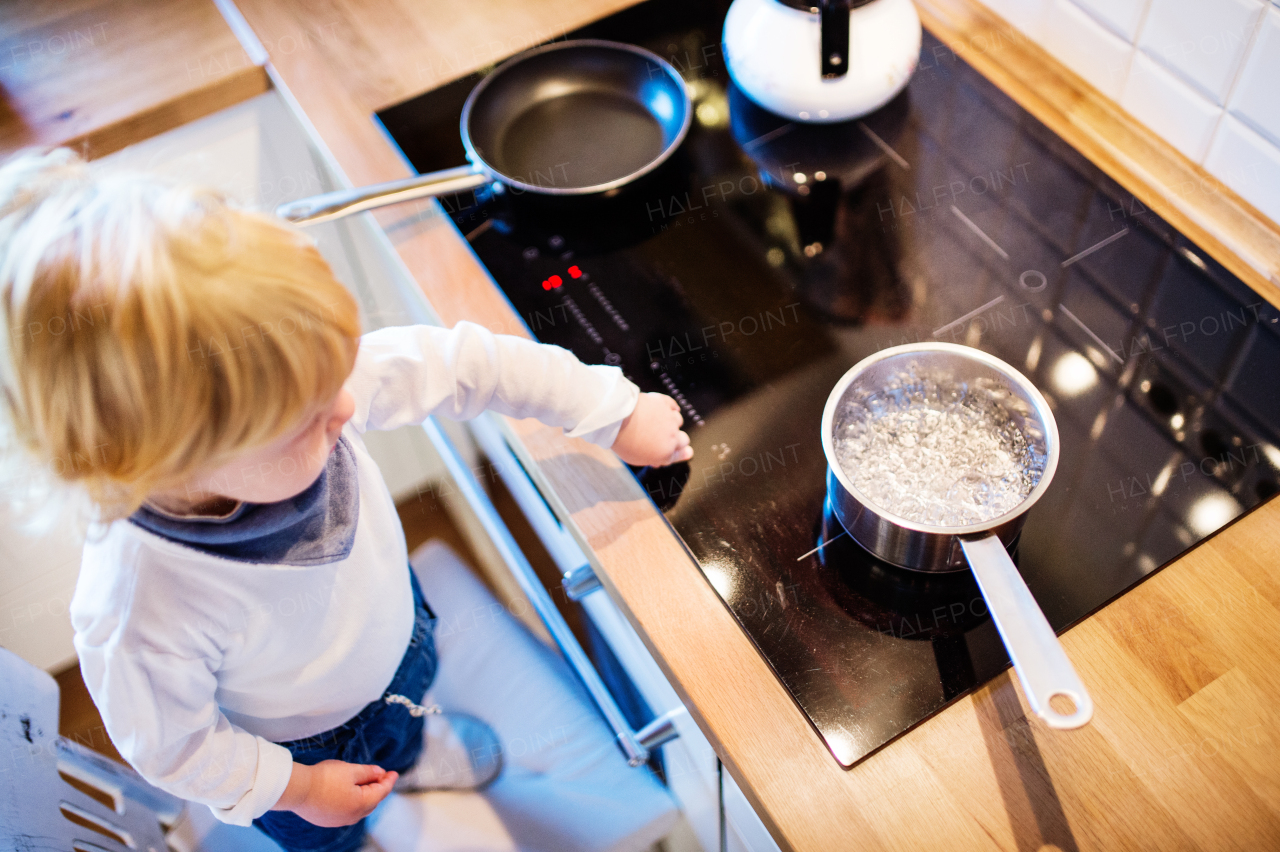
[70,322,639,825]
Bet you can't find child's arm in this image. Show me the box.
[75,632,397,827]
[612,391,692,467]
[72,593,393,827]
[345,322,692,465]
[74,639,294,825]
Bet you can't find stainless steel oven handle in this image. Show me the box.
[420,416,653,766]
[563,562,603,600]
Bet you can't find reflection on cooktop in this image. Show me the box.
[376,0,1280,767]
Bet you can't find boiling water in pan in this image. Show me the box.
[834,368,1048,526]
[496,91,666,188]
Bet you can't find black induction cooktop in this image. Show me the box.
[376,0,1280,767]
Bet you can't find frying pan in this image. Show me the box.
[277,40,692,225]
[821,342,1094,729]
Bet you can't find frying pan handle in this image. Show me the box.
[275,165,491,225]
[959,535,1094,729]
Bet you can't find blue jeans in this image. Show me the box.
[253,567,438,852]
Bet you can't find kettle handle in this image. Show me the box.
[820,0,851,78]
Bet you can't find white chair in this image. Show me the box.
[0,645,183,852]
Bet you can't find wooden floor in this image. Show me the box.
[54,664,124,764]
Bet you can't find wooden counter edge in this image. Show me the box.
[0,0,272,162]
[67,65,270,160]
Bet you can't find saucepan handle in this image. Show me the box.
[959,535,1094,729]
[275,165,491,225]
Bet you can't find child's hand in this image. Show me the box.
[273,760,398,827]
[612,392,693,467]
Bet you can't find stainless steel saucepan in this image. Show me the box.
[821,342,1093,729]
[277,39,692,226]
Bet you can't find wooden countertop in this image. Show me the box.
[0,0,268,159]
[16,0,1280,848]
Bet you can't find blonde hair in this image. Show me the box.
[0,147,360,526]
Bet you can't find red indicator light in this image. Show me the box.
[542,275,563,290]
[568,265,582,278]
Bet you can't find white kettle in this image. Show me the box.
[723,0,922,123]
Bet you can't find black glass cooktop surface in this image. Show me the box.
[377,0,1280,766]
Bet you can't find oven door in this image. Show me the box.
[425,412,783,852]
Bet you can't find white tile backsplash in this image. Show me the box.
[976,0,1280,226]
[980,0,1051,38]
[1122,51,1223,160]
[1137,0,1264,103]
[1227,7,1280,146]
[1205,115,1280,224]
[1042,0,1135,98]
[1072,0,1150,41]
